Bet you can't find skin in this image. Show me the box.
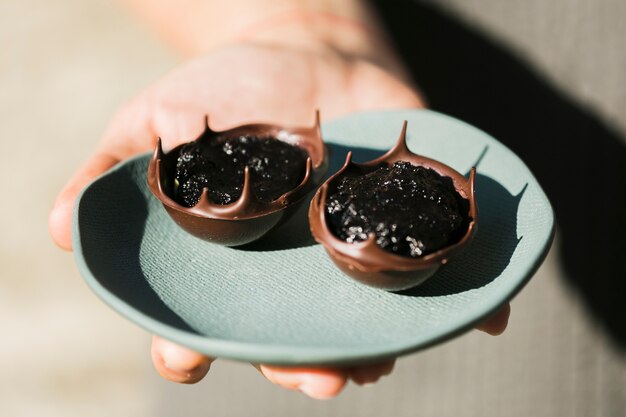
[48,2,511,400]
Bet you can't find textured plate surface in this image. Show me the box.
[73,109,554,366]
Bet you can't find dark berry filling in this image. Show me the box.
[173,135,308,207]
[326,161,470,257]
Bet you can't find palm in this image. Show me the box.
[101,42,423,158]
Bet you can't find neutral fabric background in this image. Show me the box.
[1,0,624,416]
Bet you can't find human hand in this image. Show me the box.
[49,16,510,399]
[149,305,510,398]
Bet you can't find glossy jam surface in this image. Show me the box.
[173,135,308,206]
[326,161,470,257]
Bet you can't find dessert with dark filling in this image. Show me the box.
[147,114,327,246]
[308,121,477,290]
[174,135,308,207]
[326,161,470,258]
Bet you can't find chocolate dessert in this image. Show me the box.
[325,161,470,258]
[173,135,309,207]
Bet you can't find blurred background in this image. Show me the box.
[1,0,624,416]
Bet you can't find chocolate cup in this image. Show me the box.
[148,112,328,246]
[308,121,477,291]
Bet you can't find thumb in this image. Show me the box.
[48,151,120,251]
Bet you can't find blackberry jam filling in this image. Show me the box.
[325,161,470,258]
[173,135,308,207]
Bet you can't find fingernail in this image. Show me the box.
[161,351,201,374]
[163,360,192,375]
[298,383,334,400]
[163,358,209,376]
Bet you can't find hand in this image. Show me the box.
[49,32,510,399]
[149,305,510,399]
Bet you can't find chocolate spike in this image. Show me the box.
[343,151,353,169]
[382,120,410,161]
[317,183,329,210]
[218,166,264,215]
[236,165,255,208]
[313,109,321,135]
[147,140,162,194]
[204,115,211,131]
[304,156,312,181]
[308,110,324,170]
[192,187,213,212]
[294,157,313,189]
[364,121,409,167]
[154,158,165,195]
[468,167,477,219]
[155,138,164,160]
[279,157,313,205]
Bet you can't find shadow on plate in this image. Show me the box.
[371,0,626,348]
[239,143,385,251]
[398,176,525,297]
[241,143,526,297]
[79,162,197,333]
[242,141,524,298]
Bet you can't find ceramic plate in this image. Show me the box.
[73,109,554,366]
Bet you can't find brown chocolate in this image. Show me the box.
[148,112,327,246]
[308,121,477,291]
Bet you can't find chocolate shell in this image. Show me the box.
[148,113,327,246]
[308,121,477,291]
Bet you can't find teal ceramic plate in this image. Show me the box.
[73,110,554,366]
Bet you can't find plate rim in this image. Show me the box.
[73,108,555,366]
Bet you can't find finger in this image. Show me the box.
[476,303,511,336]
[348,359,396,386]
[258,365,348,400]
[151,336,213,384]
[48,97,159,251]
[150,101,206,151]
[48,151,120,251]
